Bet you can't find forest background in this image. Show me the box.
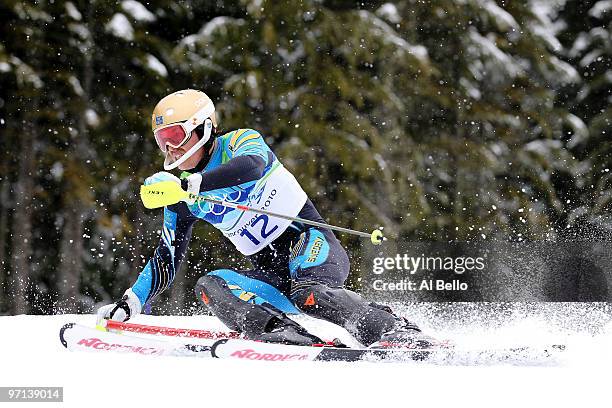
[0,0,610,313]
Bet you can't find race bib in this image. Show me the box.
[220,163,307,255]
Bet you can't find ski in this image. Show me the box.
[60,323,427,362]
[101,320,342,346]
[102,319,242,340]
[59,322,565,364]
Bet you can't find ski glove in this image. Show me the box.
[144,171,202,205]
[96,288,142,326]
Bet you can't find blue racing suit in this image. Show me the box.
[130,129,350,314]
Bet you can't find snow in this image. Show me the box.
[121,0,156,23]
[549,56,580,83]
[376,3,401,24]
[569,32,590,58]
[359,11,429,63]
[245,0,264,15]
[580,49,603,68]
[50,162,64,180]
[85,109,100,127]
[1,303,610,407]
[589,0,612,19]
[64,2,82,21]
[566,113,589,148]
[531,24,563,52]
[246,72,258,91]
[105,13,134,41]
[460,77,482,100]
[468,29,524,78]
[374,153,388,170]
[13,2,52,22]
[145,54,168,77]
[480,0,519,32]
[10,56,43,88]
[68,23,91,42]
[200,16,242,38]
[529,0,564,52]
[523,140,563,159]
[67,75,84,96]
[277,43,305,65]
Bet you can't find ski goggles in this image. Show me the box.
[153,104,215,153]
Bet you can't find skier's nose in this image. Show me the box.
[167,145,183,159]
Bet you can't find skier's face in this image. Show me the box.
[167,130,205,170]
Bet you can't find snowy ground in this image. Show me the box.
[1,303,610,408]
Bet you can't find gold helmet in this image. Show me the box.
[151,89,218,170]
[151,89,218,134]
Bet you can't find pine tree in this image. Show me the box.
[557,0,612,235]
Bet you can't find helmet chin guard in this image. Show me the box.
[163,119,213,171]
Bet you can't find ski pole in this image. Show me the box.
[140,181,386,245]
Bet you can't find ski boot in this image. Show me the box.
[252,315,324,346]
[369,317,438,349]
[196,274,323,346]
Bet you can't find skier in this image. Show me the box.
[97,89,430,347]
